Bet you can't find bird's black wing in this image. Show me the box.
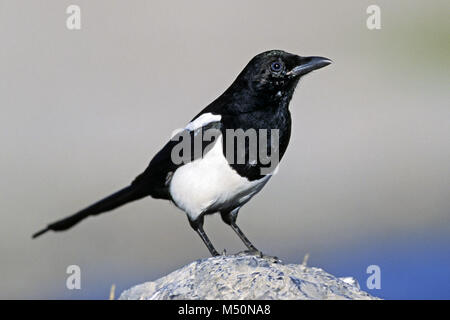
[33,118,222,238]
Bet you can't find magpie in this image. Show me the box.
[33,50,331,256]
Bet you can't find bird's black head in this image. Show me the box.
[228,50,331,110]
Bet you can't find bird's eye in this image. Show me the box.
[270,61,283,72]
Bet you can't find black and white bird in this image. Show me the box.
[33,50,331,256]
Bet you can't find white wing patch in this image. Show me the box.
[185,113,221,131]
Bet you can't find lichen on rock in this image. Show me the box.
[119,254,379,300]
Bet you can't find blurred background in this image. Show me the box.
[0,0,449,299]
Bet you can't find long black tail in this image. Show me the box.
[32,185,147,238]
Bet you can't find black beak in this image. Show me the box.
[287,56,332,77]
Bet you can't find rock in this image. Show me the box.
[119,253,379,300]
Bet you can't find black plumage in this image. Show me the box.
[33,50,331,256]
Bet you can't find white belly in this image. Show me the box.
[169,135,271,220]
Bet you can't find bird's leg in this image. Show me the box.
[230,223,260,253]
[189,216,220,257]
[196,226,220,257]
[221,210,261,255]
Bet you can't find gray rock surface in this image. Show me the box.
[119,254,379,300]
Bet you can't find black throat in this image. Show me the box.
[207,80,297,181]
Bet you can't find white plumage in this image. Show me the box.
[169,115,271,220]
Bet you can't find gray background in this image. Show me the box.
[0,1,449,298]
